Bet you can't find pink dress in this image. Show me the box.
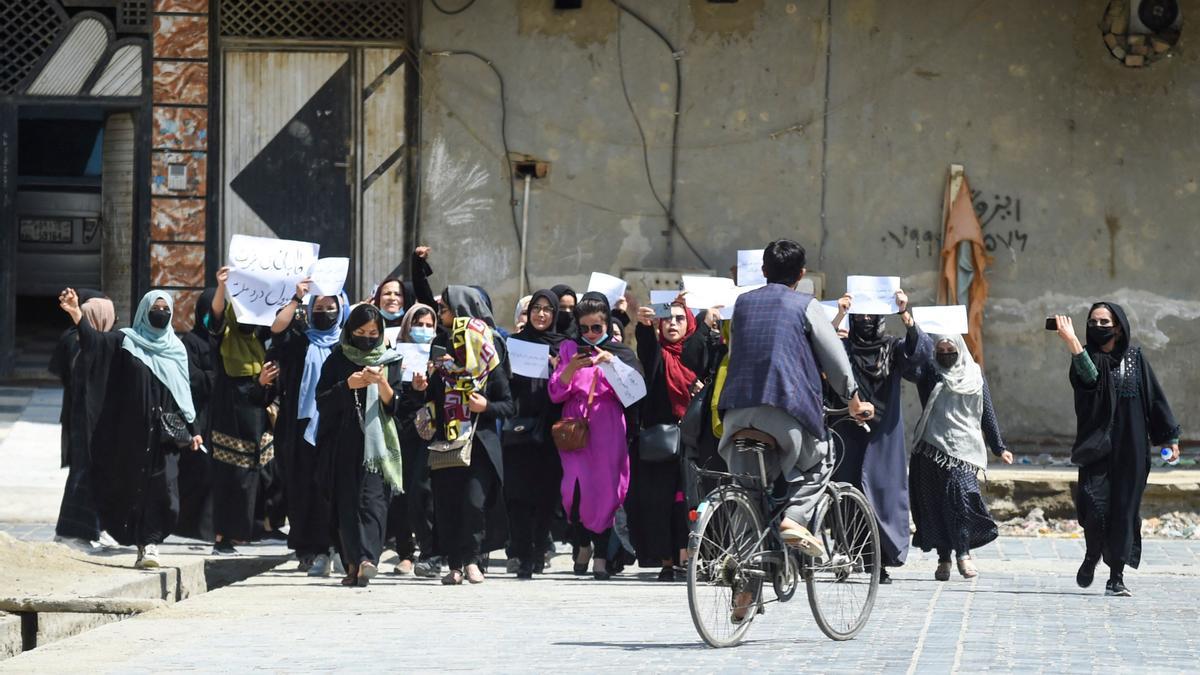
[548,340,630,534]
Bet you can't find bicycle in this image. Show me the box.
[686,408,881,648]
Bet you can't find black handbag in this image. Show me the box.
[502,416,543,446]
[639,423,682,463]
[159,410,192,449]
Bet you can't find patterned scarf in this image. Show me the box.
[342,329,404,491]
[440,316,500,442]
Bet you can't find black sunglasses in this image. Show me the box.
[579,323,606,335]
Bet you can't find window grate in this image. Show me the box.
[220,0,405,41]
[116,0,150,33]
[0,0,69,94]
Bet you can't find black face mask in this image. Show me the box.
[147,308,171,329]
[851,316,885,341]
[936,352,958,369]
[556,310,574,332]
[1086,325,1116,349]
[312,310,338,331]
[349,334,378,352]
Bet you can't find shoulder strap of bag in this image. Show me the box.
[582,370,599,420]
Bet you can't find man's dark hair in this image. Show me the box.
[762,239,807,285]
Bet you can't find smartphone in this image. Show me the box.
[1045,317,1058,331]
[651,302,673,319]
[430,344,448,361]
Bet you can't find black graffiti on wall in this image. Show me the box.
[879,191,1032,258]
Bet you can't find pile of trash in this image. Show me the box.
[997,508,1200,540]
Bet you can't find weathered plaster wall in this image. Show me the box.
[418,0,1200,443]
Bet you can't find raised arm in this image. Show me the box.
[411,246,436,307]
[271,277,310,335]
[211,266,229,323]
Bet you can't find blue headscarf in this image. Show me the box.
[300,292,348,445]
[119,290,195,422]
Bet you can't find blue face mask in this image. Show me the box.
[380,307,404,321]
[582,332,609,347]
[409,326,435,344]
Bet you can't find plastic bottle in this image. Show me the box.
[1161,447,1180,467]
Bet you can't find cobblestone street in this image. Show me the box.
[3,538,1198,673]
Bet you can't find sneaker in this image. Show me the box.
[332,554,346,576]
[1105,579,1133,597]
[308,554,332,577]
[934,561,952,582]
[1076,557,1098,589]
[96,531,121,549]
[414,558,443,579]
[54,535,97,553]
[135,546,145,568]
[779,525,826,558]
[211,542,240,556]
[297,554,314,573]
[138,544,161,569]
[879,568,893,585]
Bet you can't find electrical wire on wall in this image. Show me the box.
[422,47,531,292]
[610,0,710,269]
[429,0,477,15]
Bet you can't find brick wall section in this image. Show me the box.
[149,0,210,331]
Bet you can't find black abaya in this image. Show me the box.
[175,290,217,542]
[316,348,406,568]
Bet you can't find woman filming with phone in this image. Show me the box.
[1052,305,1180,597]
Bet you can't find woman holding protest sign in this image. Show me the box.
[548,292,643,580]
[261,276,349,576]
[829,290,930,583]
[208,267,276,556]
[502,289,566,579]
[629,296,709,581]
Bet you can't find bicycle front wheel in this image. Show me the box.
[805,486,880,641]
[687,488,765,648]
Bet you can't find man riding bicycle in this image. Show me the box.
[718,239,873,559]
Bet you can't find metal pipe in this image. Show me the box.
[519,174,531,298]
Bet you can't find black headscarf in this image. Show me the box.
[442,285,495,326]
[847,314,895,417]
[551,284,579,337]
[1070,301,1134,465]
[575,291,641,374]
[514,289,566,354]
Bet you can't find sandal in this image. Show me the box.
[341,563,359,587]
[573,545,593,576]
[465,563,485,584]
[441,569,464,586]
[357,561,378,587]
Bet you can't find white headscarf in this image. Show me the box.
[913,334,987,470]
[513,294,532,332]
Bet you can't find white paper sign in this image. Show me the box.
[845,275,901,315]
[587,272,627,307]
[820,300,849,331]
[308,257,349,297]
[384,327,402,346]
[736,249,766,287]
[649,289,680,305]
[507,338,552,379]
[719,284,766,320]
[392,342,432,382]
[599,357,647,407]
[912,305,969,335]
[681,276,736,309]
[226,234,320,326]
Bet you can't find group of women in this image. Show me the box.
[49,244,1180,597]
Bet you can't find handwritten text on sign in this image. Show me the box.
[227,234,320,326]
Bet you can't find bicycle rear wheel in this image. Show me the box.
[805,486,880,641]
[687,488,765,648]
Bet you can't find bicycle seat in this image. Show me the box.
[732,428,777,451]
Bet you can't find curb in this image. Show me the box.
[983,468,1200,520]
[0,553,288,660]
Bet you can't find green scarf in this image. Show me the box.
[220,303,266,378]
[343,339,404,491]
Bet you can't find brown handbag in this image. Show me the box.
[552,371,599,452]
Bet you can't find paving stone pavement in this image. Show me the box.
[2,538,1198,673]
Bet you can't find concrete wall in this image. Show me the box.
[416,0,1200,444]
